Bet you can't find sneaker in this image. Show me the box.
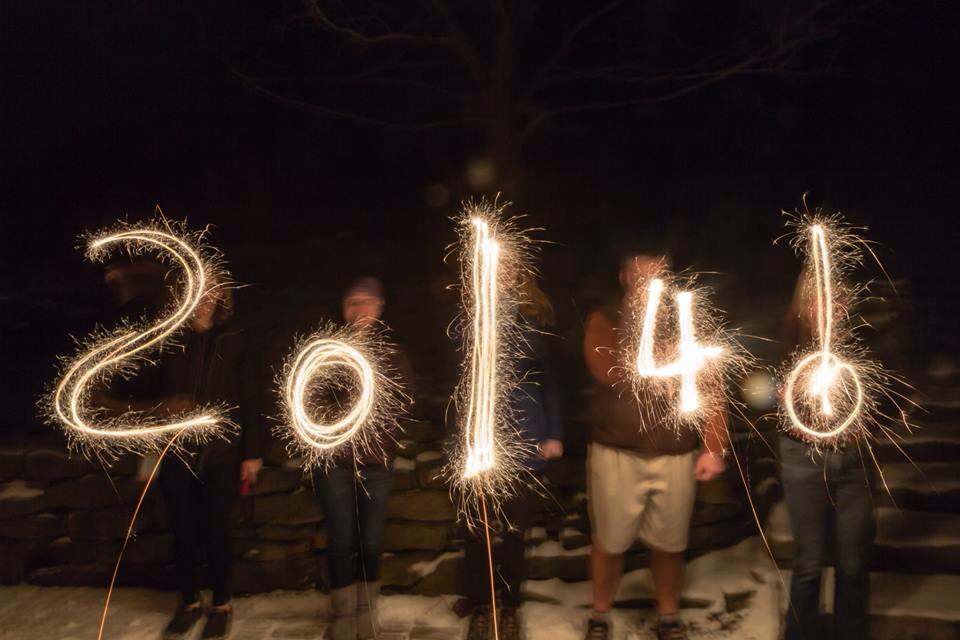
[201,607,233,639]
[656,618,688,640]
[163,603,204,640]
[467,606,493,640]
[584,618,609,640]
[499,606,524,640]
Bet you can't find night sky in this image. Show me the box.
[2,1,958,432]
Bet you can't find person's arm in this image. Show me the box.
[583,310,620,386]
[695,408,730,481]
[535,333,564,458]
[238,339,265,484]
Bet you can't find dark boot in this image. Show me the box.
[201,606,233,639]
[499,606,524,640]
[656,616,688,640]
[163,602,204,640]
[584,618,609,640]
[466,605,493,640]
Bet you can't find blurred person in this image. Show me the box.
[582,252,729,640]
[461,274,564,640]
[779,273,874,640]
[94,281,265,640]
[312,277,414,640]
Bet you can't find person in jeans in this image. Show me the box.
[462,275,564,640]
[96,283,265,640]
[780,278,875,640]
[313,277,414,640]
[583,252,729,640]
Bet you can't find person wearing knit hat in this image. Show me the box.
[314,275,414,640]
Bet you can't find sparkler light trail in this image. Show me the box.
[444,199,536,524]
[624,267,751,433]
[276,322,408,469]
[783,224,864,440]
[46,217,230,458]
[776,203,903,448]
[635,278,724,414]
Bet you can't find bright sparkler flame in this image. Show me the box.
[276,322,408,470]
[635,279,723,414]
[775,200,918,450]
[624,267,750,432]
[463,219,499,478]
[46,218,229,456]
[445,199,536,525]
[783,223,866,441]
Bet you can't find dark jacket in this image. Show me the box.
[160,322,266,470]
[513,329,564,471]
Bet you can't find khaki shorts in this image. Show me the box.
[587,443,696,554]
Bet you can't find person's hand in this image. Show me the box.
[695,451,726,481]
[240,458,263,485]
[539,439,564,460]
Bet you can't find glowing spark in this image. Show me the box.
[623,268,751,433]
[635,278,723,414]
[444,199,536,525]
[782,221,868,441]
[776,200,916,449]
[46,218,228,457]
[463,218,500,478]
[276,322,407,470]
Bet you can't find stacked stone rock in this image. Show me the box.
[0,393,773,597]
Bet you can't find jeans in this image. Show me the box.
[313,464,394,589]
[462,484,531,607]
[780,436,875,640]
[158,458,235,606]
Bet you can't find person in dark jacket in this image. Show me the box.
[312,277,414,640]
[97,283,265,640]
[463,274,564,640]
[779,272,875,640]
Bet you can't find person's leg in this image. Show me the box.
[499,483,531,607]
[638,451,696,622]
[355,464,394,639]
[590,542,626,614]
[313,467,359,589]
[649,549,684,616]
[158,459,206,638]
[159,458,202,607]
[780,436,831,640]
[314,466,359,640]
[356,464,394,583]
[587,445,641,618]
[831,447,875,640]
[198,463,235,609]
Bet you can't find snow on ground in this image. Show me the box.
[0,538,783,640]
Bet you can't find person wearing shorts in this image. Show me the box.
[582,252,729,640]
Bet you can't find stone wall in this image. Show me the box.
[0,398,779,597]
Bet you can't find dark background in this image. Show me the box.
[2,1,958,433]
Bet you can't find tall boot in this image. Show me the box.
[356,581,381,639]
[330,584,358,640]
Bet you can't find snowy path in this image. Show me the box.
[0,538,782,640]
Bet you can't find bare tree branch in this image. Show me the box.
[231,68,479,130]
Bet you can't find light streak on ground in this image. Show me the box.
[276,322,408,470]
